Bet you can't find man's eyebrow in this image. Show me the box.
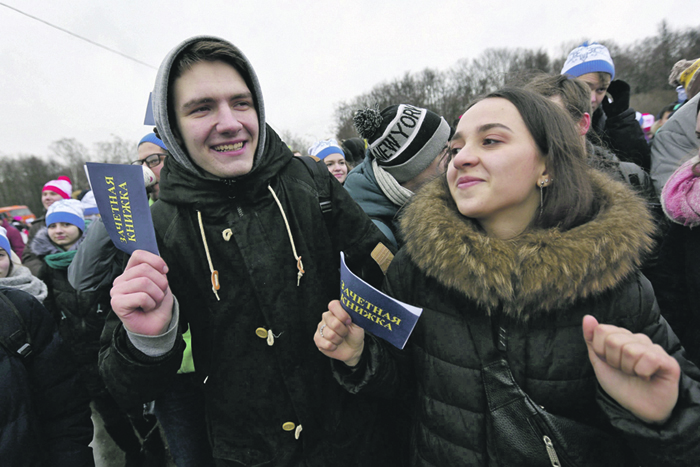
[181,97,214,112]
[180,93,253,112]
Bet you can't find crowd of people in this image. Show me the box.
[2,35,700,467]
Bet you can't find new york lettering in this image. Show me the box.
[374,105,423,160]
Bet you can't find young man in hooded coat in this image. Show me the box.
[99,36,394,467]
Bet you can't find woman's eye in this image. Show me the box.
[483,138,500,146]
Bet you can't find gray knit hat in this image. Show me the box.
[353,104,450,183]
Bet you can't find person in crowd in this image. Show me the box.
[70,137,213,467]
[668,58,700,105]
[309,139,350,184]
[561,41,651,171]
[23,176,73,276]
[652,102,680,136]
[0,286,95,467]
[340,137,366,167]
[344,104,451,249]
[28,199,164,466]
[1,226,93,466]
[100,36,393,467]
[0,227,47,302]
[132,133,168,202]
[1,216,25,258]
[649,98,700,367]
[651,58,700,195]
[525,74,656,202]
[316,88,700,466]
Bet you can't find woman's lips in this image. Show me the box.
[456,176,483,189]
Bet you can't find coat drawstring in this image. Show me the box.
[267,185,305,286]
[196,210,221,301]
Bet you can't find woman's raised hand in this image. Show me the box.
[314,300,365,367]
[582,315,680,424]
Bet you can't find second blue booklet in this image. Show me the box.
[339,252,422,349]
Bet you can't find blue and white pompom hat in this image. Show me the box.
[46,199,85,232]
[561,42,615,80]
[0,227,11,257]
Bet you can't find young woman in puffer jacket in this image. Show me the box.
[315,88,700,466]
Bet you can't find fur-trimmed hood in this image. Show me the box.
[399,170,656,319]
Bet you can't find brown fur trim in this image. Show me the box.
[399,170,655,320]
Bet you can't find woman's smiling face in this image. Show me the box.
[446,98,547,238]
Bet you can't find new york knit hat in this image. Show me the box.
[42,176,72,199]
[46,199,85,232]
[308,139,345,160]
[353,104,450,183]
[561,42,615,80]
[0,227,11,257]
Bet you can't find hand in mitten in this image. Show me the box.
[602,79,630,117]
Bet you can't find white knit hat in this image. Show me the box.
[561,42,615,80]
[43,176,72,199]
[47,199,85,231]
[80,191,99,216]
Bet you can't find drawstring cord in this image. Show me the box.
[197,210,221,301]
[267,185,305,286]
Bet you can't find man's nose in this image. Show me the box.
[217,105,243,133]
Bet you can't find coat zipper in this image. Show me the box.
[543,435,561,467]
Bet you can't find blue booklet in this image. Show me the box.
[340,252,422,349]
[85,163,159,256]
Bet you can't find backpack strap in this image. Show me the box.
[0,290,33,359]
[297,156,333,225]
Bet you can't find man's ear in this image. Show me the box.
[578,112,591,136]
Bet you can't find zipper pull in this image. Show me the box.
[543,436,561,467]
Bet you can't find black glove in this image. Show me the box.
[602,79,630,118]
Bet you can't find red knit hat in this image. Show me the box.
[42,176,72,199]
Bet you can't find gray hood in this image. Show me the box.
[152,35,267,177]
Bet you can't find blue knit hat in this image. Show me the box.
[46,199,85,232]
[138,132,168,151]
[0,227,11,257]
[561,42,615,80]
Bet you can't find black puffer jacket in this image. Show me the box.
[335,171,700,466]
[0,287,94,467]
[100,126,394,466]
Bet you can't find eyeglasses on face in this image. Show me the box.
[131,153,167,168]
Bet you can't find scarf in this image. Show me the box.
[0,264,49,303]
[372,159,414,207]
[44,250,78,270]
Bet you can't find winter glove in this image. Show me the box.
[602,79,631,118]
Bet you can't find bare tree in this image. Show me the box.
[49,138,90,192]
[93,135,137,164]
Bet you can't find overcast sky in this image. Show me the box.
[1,0,698,157]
